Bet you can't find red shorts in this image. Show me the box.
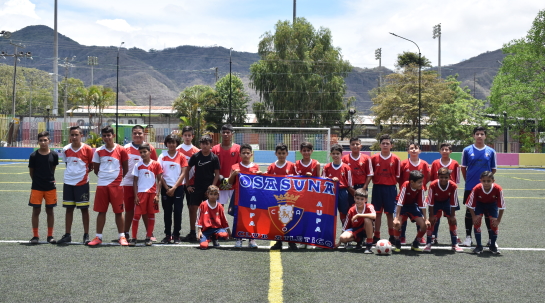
[135,192,160,215]
[93,186,124,213]
[123,186,135,212]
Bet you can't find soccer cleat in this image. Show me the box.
[461,236,473,247]
[83,233,90,245]
[411,240,422,252]
[473,245,484,254]
[29,237,40,244]
[145,238,153,246]
[452,244,464,252]
[363,248,373,254]
[432,235,439,245]
[87,236,102,246]
[182,232,198,242]
[161,236,172,244]
[47,236,56,244]
[235,239,243,248]
[489,245,501,255]
[423,244,432,253]
[270,241,283,250]
[212,239,220,247]
[248,239,259,249]
[119,236,129,246]
[400,237,406,245]
[200,241,209,250]
[419,237,426,245]
[372,237,380,245]
[487,239,499,249]
[124,232,130,240]
[56,234,72,244]
[393,247,401,253]
[150,234,157,242]
[129,238,137,247]
[172,236,181,244]
[288,242,298,250]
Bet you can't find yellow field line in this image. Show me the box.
[268,242,283,303]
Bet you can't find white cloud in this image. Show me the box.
[0,0,39,18]
[96,19,140,32]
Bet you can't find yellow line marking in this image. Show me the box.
[268,241,283,303]
[510,177,545,181]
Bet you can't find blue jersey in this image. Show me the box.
[462,145,496,190]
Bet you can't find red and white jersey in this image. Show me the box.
[61,143,94,186]
[267,161,296,176]
[231,162,260,191]
[466,183,505,210]
[295,159,320,177]
[322,162,352,189]
[342,153,373,185]
[212,143,241,179]
[371,153,400,186]
[177,143,200,185]
[121,143,158,186]
[132,159,163,193]
[195,200,230,232]
[398,159,430,190]
[158,151,188,187]
[426,180,459,207]
[343,203,376,231]
[430,159,460,184]
[92,144,129,186]
[397,181,425,209]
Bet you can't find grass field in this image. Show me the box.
[1,161,544,302]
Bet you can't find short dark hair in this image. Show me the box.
[132,125,145,132]
[300,141,313,150]
[473,126,487,135]
[199,135,213,144]
[164,134,181,146]
[330,144,343,153]
[138,143,151,151]
[240,143,252,152]
[354,188,368,198]
[207,185,220,195]
[181,126,194,135]
[101,126,114,135]
[275,143,288,152]
[437,167,450,177]
[349,137,361,144]
[409,170,424,182]
[480,171,495,180]
[440,143,452,151]
[221,124,234,132]
[69,126,82,134]
[379,134,391,144]
[37,131,49,140]
[407,141,420,149]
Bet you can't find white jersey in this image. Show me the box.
[158,150,188,187]
[61,143,94,186]
[132,160,163,193]
[92,144,128,186]
[121,142,157,186]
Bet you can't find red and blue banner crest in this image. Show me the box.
[233,173,338,248]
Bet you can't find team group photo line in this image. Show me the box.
[27,123,503,254]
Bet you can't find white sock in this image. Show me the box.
[96,234,103,240]
[119,233,125,238]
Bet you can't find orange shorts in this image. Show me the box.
[93,186,124,213]
[135,192,160,215]
[123,186,135,212]
[28,189,57,207]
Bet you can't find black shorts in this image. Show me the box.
[189,187,207,206]
[63,183,90,209]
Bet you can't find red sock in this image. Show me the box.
[146,215,155,238]
[394,229,401,237]
[366,238,373,245]
[416,229,426,239]
[388,228,395,236]
[47,227,53,237]
[32,228,39,238]
[340,213,346,225]
[132,214,142,239]
[374,231,380,238]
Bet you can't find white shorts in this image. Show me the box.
[219,190,234,205]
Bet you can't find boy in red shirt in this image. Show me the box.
[196,185,232,249]
[295,141,321,177]
[370,134,400,244]
[129,143,163,246]
[336,189,376,253]
[322,144,353,226]
[212,124,241,205]
[342,137,373,205]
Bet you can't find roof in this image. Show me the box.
[67,106,175,115]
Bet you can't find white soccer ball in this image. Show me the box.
[376,239,392,255]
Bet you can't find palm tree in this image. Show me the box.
[79,85,115,131]
[172,85,218,139]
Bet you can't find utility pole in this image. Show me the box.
[87,56,98,86]
[473,73,476,98]
[59,56,76,123]
[215,67,218,83]
[28,80,33,125]
[115,42,124,143]
[149,95,152,127]
[53,0,59,116]
[229,48,233,124]
[293,0,296,24]
[433,23,441,78]
[375,48,382,87]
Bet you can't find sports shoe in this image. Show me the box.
[355,242,363,250]
[473,245,484,254]
[47,236,56,244]
[363,248,373,254]
[419,237,426,245]
[489,245,501,255]
[288,242,298,250]
[432,236,438,245]
[411,240,422,252]
[248,239,258,249]
[393,247,401,253]
[161,236,172,244]
[487,239,499,249]
[172,236,181,244]
[83,233,90,245]
[457,237,462,244]
[124,232,130,240]
[452,244,464,252]
[388,235,396,244]
[200,241,209,250]
[129,238,137,247]
[270,241,283,250]
[29,237,39,244]
[56,234,72,244]
[372,236,380,244]
[182,232,198,242]
[150,234,157,242]
[87,236,102,246]
[423,244,432,253]
[461,236,473,247]
[145,238,153,246]
[400,237,406,245]
[212,239,220,247]
[119,236,129,246]
[235,239,243,248]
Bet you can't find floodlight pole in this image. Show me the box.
[116,42,124,143]
[390,32,422,145]
[433,24,441,78]
[229,48,233,124]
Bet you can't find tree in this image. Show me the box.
[79,85,116,128]
[249,18,353,127]
[58,77,85,114]
[489,9,545,152]
[172,85,218,141]
[207,73,250,128]
[395,51,432,69]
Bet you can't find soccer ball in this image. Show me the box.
[375,239,392,255]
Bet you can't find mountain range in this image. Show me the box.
[0,25,505,114]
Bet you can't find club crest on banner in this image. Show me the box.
[268,193,304,233]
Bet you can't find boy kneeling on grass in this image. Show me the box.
[336,188,376,253]
[196,185,232,249]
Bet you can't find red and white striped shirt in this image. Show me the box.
[466,183,505,210]
[132,159,163,193]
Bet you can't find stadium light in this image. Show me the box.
[390,32,422,145]
[116,42,124,143]
[433,24,441,78]
[1,30,12,39]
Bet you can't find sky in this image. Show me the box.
[0,0,543,70]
